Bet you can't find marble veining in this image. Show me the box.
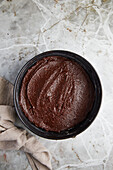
[0,0,113,169]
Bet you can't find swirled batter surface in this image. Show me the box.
[19,56,94,132]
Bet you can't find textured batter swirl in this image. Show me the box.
[19,56,94,132]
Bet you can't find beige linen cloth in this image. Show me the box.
[0,77,52,170]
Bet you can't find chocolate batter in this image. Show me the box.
[19,56,94,132]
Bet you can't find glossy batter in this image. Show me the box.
[19,56,94,132]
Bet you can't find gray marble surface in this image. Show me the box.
[0,0,113,169]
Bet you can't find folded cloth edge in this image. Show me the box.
[0,77,52,170]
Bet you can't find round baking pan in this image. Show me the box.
[14,50,102,140]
